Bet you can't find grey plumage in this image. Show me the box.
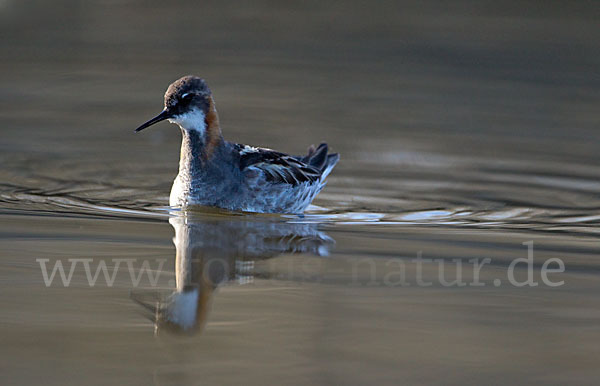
[170,137,339,213]
[135,75,339,214]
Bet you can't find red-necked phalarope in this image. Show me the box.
[135,75,339,214]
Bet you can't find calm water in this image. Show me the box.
[1,1,600,385]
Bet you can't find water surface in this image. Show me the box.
[1,1,600,385]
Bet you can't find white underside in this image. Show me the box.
[170,177,186,207]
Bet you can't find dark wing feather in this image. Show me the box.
[236,144,322,186]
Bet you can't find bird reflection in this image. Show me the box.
[131,210,334,335]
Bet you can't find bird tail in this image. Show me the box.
[303,143,339,180]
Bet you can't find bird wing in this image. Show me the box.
[236,144,322,186]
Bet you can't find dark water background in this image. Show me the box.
[1,1,599,385]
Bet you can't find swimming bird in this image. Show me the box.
[135,76,339,214]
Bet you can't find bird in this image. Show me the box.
[134,75,339,214]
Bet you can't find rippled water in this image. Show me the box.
[2,1,600,385]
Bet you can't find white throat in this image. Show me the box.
[169,108,206,134]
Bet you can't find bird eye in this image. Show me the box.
[181,93,194,102]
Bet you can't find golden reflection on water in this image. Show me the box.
[131,211,334,335]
